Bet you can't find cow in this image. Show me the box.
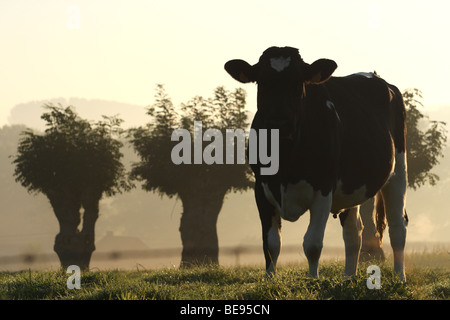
[224,46,408,280]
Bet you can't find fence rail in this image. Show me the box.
[1,242,448,270]
[1,243,448,270]
[0,245,309,268]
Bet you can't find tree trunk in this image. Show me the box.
[50,194,83,270]
[49,190,100,271]
[77,191,100,270]
[360,198,386,262]
[178,189,226,268]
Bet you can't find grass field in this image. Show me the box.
[0,252,448,300]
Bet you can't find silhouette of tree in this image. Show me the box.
[13,104,132,270]
[129,85,253,267]
[360,88,447,261]
[403,88,447,189]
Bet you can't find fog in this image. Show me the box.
[1,99,449,271]
[1,1,450,271]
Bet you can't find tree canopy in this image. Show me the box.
[13,104,132,200]
[404,88,447,190]
[129,85,253,199]
[129,85,254,266]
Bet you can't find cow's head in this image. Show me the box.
[225,46,337,138]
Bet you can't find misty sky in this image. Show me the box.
[0,1,449,263]
[1,0,450,127]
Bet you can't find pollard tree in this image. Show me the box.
[129,85,253,267]
[13,104,132,270]
[403,88,447,189]
[360,88,447,260]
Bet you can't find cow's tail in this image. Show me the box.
[375,192,387,242]
[387,83,407,154]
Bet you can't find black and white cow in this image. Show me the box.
[225,46,408,280]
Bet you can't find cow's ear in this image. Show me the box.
[305,59,337,84]
[225,59,256,83]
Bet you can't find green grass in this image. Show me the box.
[0,253,448,300]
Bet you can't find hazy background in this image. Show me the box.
[0,1,449,270]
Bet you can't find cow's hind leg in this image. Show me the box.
[339,206,363,277]
[381,151,408,281]
[255,182,281,276]
[360,198,386,261]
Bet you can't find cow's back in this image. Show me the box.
[322,75,397,204]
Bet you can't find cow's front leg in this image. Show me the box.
[303,191,332,278]
[255,182,281,276]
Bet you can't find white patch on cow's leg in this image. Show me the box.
[266,213,281,275]
[270,56,291,72]
[303,191,332,278]
[381,151,408,281]
[342,206,363,277]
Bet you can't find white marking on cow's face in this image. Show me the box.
[270,56,291,72]
[280,180,314,222]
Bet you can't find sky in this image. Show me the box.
[0,0,450,270]
[0,1,449,268]
[1,0,450,128]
